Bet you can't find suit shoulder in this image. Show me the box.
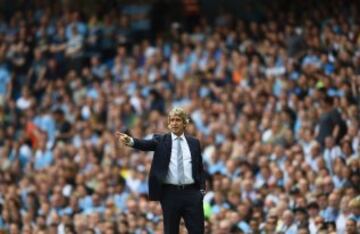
[185,135,200,143]
[153,133,169,141]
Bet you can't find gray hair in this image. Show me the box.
[168,107,188,124]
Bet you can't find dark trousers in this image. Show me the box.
[160,185,204,234]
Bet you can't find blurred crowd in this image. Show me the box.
[0,0,360,233]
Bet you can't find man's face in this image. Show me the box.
[168,114,185,136]
[351,206,360,216]
[265,220,276,232]
[345,219,356,234]
[308,207,319,217]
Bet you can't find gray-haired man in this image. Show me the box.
[115,107,206,234]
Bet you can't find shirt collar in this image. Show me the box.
[171,132,185,141]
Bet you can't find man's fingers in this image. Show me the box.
[115,132,127,138]
[115,131,122,137]
[115,132,130,144]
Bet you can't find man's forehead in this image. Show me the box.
[169,114,182,119]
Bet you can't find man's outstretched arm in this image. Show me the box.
[115,131,158,151]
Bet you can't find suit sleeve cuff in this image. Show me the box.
[127,137,134,146]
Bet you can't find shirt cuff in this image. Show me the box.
[127,137,134,146]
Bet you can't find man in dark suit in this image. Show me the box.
[115,107,205,234]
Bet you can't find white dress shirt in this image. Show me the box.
[164,133,194,185]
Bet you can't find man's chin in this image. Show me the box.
[172,130,183,135]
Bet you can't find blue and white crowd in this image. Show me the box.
[0,0,359,233]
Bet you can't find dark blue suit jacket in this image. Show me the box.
[132,133,206,201]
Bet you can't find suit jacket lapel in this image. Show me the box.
[185,135,195,159]
[185,135,197,175]
[164,133,172,164]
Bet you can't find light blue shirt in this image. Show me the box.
[34,149,53,170]
[0,66,11,95]
[164,133,194,185]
